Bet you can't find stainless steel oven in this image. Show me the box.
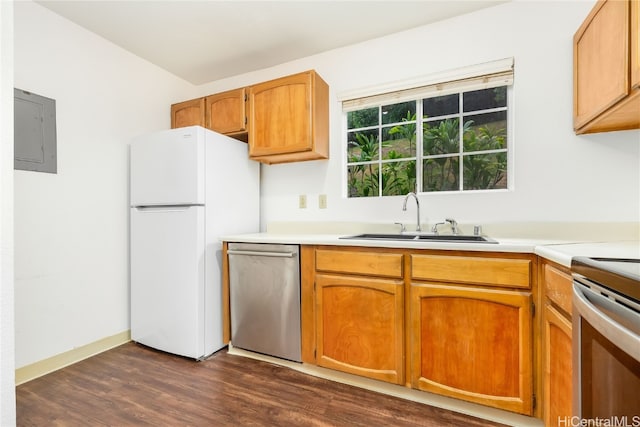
[571,257,640,423]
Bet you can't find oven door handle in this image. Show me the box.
[573,283,640,362]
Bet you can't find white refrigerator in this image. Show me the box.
[129,126,259,359]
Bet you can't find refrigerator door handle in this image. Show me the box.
[134,205,202,212]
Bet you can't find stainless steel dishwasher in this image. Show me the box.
[227,243,301,362]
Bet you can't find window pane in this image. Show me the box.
[423,157,459,192]
[463,86,506,112]
[382,101,415,125]
[463,152,507,190]
[423,118,460,155]
[348,107,378,129]
[347,130,379,162]
[382,161,416,196]
[463,111,507,152]
[382,124,416,159]
[423,93,459,118]
[344,81,510,197]
[348,164,379,197]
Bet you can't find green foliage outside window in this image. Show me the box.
[346,86,508,197]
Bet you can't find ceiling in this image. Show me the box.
[36,1,508,85]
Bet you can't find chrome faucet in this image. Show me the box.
[402,192,421,232]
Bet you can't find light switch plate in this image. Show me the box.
[299,194,307,209]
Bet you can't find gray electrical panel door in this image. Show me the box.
[14,88,57,174]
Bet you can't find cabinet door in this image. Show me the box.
[205,88,247,135]
[249,72,313,157]
[543,263,572,315]
[315,274,404,384]
[171,98,205,129]
[632,0,640,89]
[248,70,329,164]
[544,304,573,427]
[410,283,533,415]
[574,0,630,130]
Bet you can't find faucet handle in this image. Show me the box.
[431,222,446,235]
[394,222,406,233]
[445,218,459,235]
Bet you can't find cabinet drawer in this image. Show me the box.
[411,254,531,288]
[316,249,403,278]
[544,264,573,315]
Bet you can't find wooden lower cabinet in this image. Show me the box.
[409,282,534,415]
[315,273,405,384]
[541,262,573,425]
[305,246,539,417]
[543,304,573,426]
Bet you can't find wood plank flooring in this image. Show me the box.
[16,342,508,426]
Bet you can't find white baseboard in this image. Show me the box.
[15,330,131,385]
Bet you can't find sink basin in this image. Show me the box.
[340,233,498,243]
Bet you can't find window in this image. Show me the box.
[343,59,512,198]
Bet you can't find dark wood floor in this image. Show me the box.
[16,342,508,426]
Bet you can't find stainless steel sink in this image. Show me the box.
[340,233,498,243]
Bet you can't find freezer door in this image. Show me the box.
[130,127,205,206]
[131,205,213,359]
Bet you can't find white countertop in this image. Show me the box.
[534,240,640,267]
[221,232,639,267]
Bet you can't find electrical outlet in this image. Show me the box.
[299,194,307,209]
[318,194,327,209]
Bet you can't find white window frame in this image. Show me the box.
[340,58,514,198]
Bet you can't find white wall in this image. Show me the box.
[0,0,16,423]
[199,0,640,231]
[13,1,196,368]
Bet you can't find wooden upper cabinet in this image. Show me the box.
[632,0,640,89]
[574,0,640,134]
[205,88,248,136]
[248,70,329,164]
[170,70,330,159]
[171,89,248,141]
[171,98,205,129]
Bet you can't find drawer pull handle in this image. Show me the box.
[228,250,295,258]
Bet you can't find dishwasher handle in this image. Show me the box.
[227,249,295,258]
